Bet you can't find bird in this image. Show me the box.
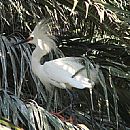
[16,20,99,121]
[18,20,99,91]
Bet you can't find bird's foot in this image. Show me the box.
[51,111,77,124]
[50,104,77,124]
[51,112,65,121]
[50,106,70,121]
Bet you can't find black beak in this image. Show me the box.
[13,37,33,46]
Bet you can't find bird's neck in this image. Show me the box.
[31,46,47,75]
[31,38,56,75]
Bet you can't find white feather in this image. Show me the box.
[29,20,99,90]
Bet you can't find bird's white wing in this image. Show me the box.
[53,57,84,65]
[53,57,85,73]
[52,57,99,83]
[53,57,83,61]
[40,57,96,89]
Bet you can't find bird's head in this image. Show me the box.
[29,20,50,44]
[16,20,56,53]
[29,20,56,52]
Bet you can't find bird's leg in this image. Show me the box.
[59,83,77,123]
[60,83,74,109]
[46,87,54,111]
[47,87,65,121]
[52,87,76,123]
[49,86,67,121]
[50,83,77,123]
[65,88,77,124]
[65,88,74,110]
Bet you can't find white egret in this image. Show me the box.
[17,20,99,120]
[19,20,98,91]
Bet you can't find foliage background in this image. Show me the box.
[0,0,130,129]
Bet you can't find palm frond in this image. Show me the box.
[1,0,130,129]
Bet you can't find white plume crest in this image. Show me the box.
[30,19,56,52]
[31,19,51,35]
